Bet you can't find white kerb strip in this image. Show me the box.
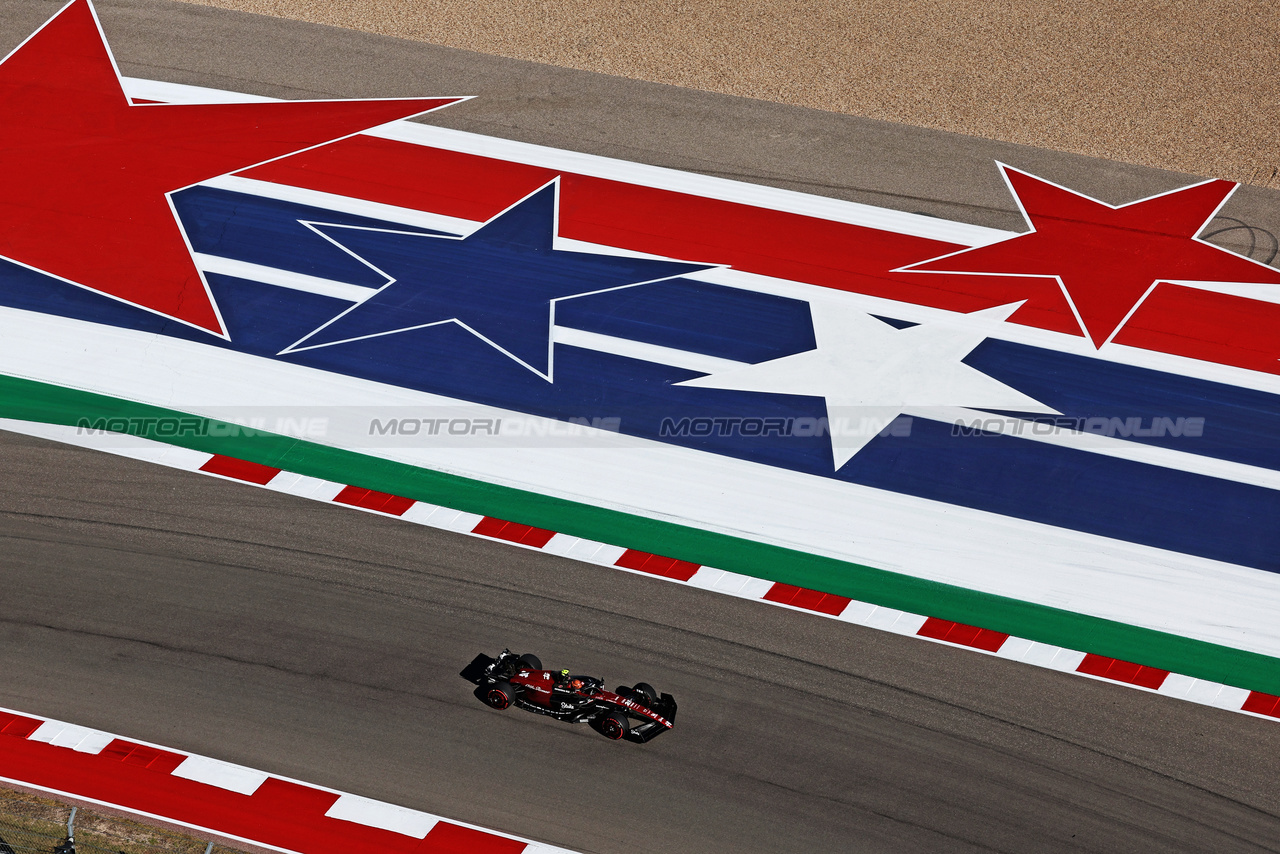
[325,794,440,838]
[172,755,270,796]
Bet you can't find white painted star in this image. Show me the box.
[676,300,1057,469]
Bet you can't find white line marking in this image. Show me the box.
[552,326,745,374]
[194,254,377,303]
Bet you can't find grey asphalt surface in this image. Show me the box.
[1,1,1280,852]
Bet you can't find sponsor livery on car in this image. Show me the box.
[460,649,677,743]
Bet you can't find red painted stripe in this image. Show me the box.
[1113,285,1280,376]
[420,823,524,853]
[333,486,416,516]
[916,617,1009,652]
[471,517,556,548]
[762,582,852,616]
[236,139,1079,338]
[1242,691,1280,718]
[237,137,1280,375]
[0,711,42,738]
[614,549,700,581]
[1076,653,1170,690]
[199,455,281,485]
[99,739,186,773]
[0,734,527,854]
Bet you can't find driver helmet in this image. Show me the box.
[569,678,584,691]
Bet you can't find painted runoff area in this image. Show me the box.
[6,415,1280,725]
[6,303,1280,699]
[0,705,575,854]
[5,69,1280,709]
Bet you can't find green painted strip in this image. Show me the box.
[4,372,1279,697]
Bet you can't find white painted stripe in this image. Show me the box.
[1174,279,1280,307]
[122,76,276,104]
[910,405,1280,493]
[399,500,448,526]
[539,532,583,555]
[269,472,347,502]
[110,445,212,470]
[415,506,486,534]
[28,722,114,754]
[547,537,629,565]
[862,607,930,636]
[1156,673,1208,701]
[1015,645,1087,673]
[364,122,1015,249]
[172,755,270,796]
[194,254,377,303]
[198,174,477,235]
[1186,682,1253,710]
[325,794,439,838]
[835,600,880,625]
[686,568,775,600]
[553,326,745,374]
[405,502,497,535]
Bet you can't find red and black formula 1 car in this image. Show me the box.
[460,649,677,743]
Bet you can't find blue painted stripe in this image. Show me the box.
[171,186,450,288]
[556,278,816,363]
[841,417,1280,573]
[967,338,1280,472]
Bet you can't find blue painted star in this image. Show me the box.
[282,179,713,378]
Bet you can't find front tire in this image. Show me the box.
[597,712,629,740]
[632,683,658,704]
[483,681,516,710]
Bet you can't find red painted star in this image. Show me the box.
[0,0,464,336]
[899,164,1280,347]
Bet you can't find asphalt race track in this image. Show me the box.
[1,2,1280,852]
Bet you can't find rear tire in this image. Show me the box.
[632,683,658,704]
[518,653,542,670]
[483,681,515,710]
[598,712,628,740]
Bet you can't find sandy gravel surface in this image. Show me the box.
[174,0,1278,186]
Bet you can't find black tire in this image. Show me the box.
[598,712,628,740]
[518,653,542,670]
[614,685,632,698]
[632,682,658,704]
[483,681,515,710]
